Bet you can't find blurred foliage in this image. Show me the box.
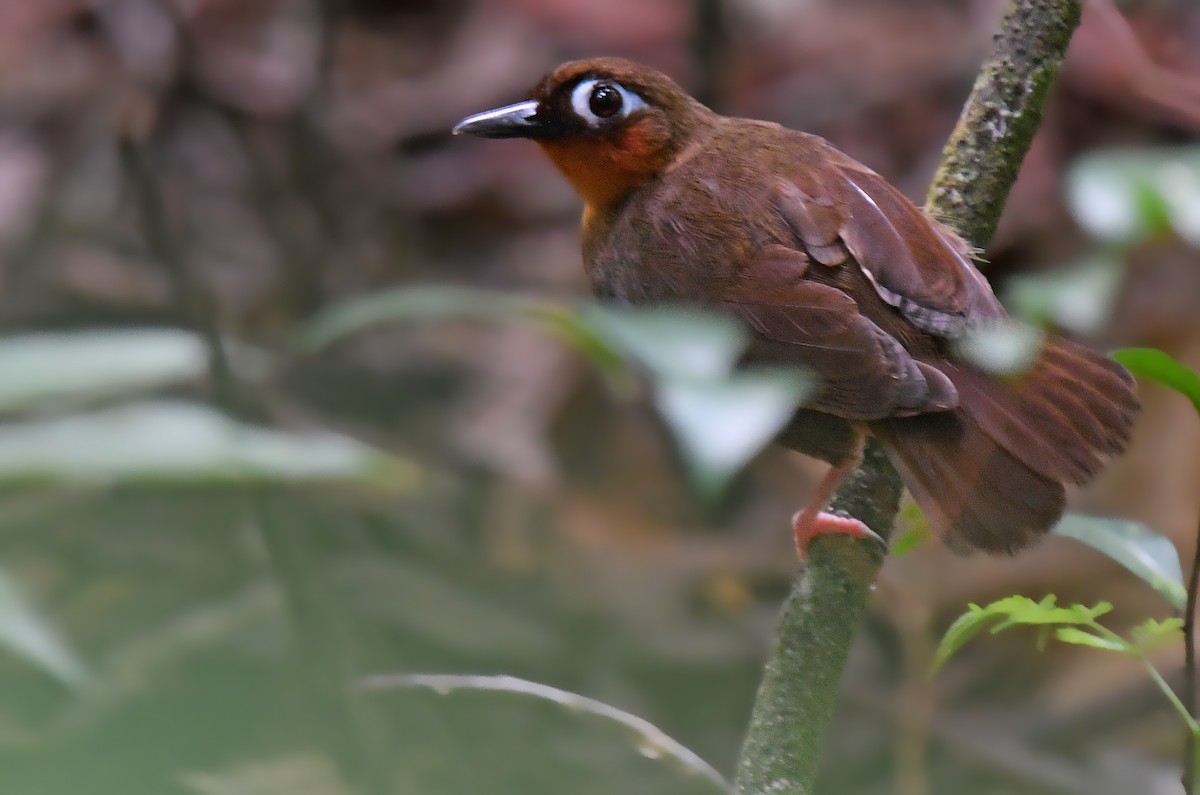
[935,593,1193,789]
[0,0,1194,794]
[362,674,732,794]
[1054,515,1187,611]
[1003,255,1124,336]
[0,567,90,690]
[0,299,789,794]
[306,286,814,497]
[944,118,1200,795]
[1114,347,1200,416]
[1067,148,1200,246]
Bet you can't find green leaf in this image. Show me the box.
[933,596,1113,673]
[1054,514,1187,611]
[581,305,748,381]
[950,321,1044,376]
[1130,617,1185,654]
[0,329,210,411]
[0,400,416,488]
[889,526,929,557]
[531,305,631,386]
[0,567,90,688]
[300,285,533,349]
[889,501,932,556]
[1067,147,1200,245]
[183,753,352,795]
[1054,627,1130,653]
[1112,347,1200,416]
[988,596,1112,633]
[301,287,813,496]
[363,673,732,794]
[933,601,1010,672]
[1003,256,1123,334]
[653,368,813,498]
[299,285,633,379]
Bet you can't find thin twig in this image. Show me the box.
[363,673,732,792]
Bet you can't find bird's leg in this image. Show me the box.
[791,437,881,559]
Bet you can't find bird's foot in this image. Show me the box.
[791,509,882,560]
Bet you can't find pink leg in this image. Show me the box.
[791,442,882,559]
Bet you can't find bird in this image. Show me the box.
[452,57,1139,555]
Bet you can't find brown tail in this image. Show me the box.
[873,338,1139,554]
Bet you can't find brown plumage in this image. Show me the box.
[453,57,1139,554]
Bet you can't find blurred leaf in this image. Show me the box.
[302,287,761,387]
[0,567,89,688]
[300,285,638,384]
[1004,256,1123,334]
[1054,627,1129,652]
[889,526,928,557]
[182,753,352,795]
[1067,147,1200,245]
[1153,160,1200,245]
[1054,514,1187,610]
[303,286,815,496]
[0,400,414,488]
[950,321,1044,376]
[891,501,932,556]
[581,305,748,380]
[1130,618,1185,654]
[654,369,813,497]
[533,305,631,387]
[0,330,208,411]
[300,285,531,349]
[362,673,731,795]
[1112,347,1200,416]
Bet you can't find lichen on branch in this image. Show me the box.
[927,0,1083,243]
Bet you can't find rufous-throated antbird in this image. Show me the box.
[453,58,1138,555]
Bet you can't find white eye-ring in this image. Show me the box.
[570,78,647,126]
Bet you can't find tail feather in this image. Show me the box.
[875,338,1138,554]
[1039,343,1138,447]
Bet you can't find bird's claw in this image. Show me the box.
[791,509,885,561]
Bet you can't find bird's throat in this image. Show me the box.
[535,115,683,211]
[537,139,656,210]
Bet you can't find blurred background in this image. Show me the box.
[1,0,1199,793]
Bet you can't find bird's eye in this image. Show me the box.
[570,78,646,127]
[589,84,622,118]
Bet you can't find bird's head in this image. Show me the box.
[453,58,710,210]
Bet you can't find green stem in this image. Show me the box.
[1088,620,1199,735]
[1191,734,1200,795]
[1144,658,1200,736]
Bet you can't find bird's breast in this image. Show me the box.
[582,171,777,305]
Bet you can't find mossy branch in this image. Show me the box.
[927,0,1083,245]
[732,2,1083,793]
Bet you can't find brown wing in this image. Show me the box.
[775,141,1006,337]
[718,244,957,420]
